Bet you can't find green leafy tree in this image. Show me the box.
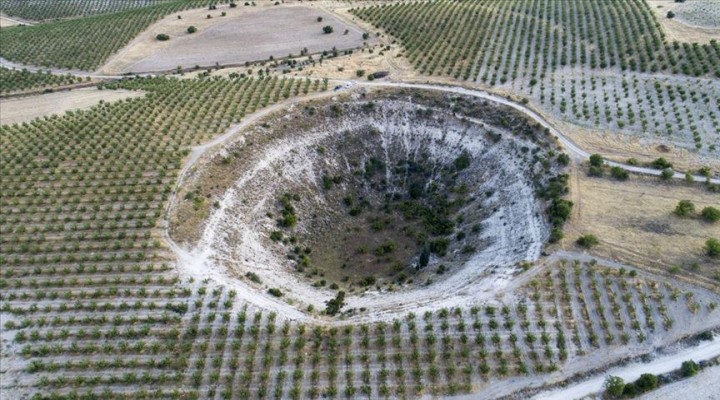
[187,26,197,33]
[156,33,170,41]
[323,25,334,34]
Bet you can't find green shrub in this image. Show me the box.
[604,375,625,398]
[701,206,720,223]
[156,33,170,41]
[245,272,262,284]
[610,166,628,180]
[660,168,674,181]
[652,158,673,170]
[323,25,334,34]
[576,234,599,248]
[187,26,197,33]
[673,200,695,217]
[267,288,283,297]
[324,291,346,315]
[634,373,658,392]
[589,154,604,167]
[706,238,720,257]
[681,360,699,377]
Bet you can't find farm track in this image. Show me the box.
[2,53,717,184]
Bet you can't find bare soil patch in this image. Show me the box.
[102,4,372,74]
[0,16,21,27]
[647,0,720,42]
[0,87,144,125]
[565,171,720,284]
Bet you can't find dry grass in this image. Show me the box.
[646,0,720,43]
[565,168,720,286]
[101,3,373,74]
[0,87,144,125]
[551,118,720,174]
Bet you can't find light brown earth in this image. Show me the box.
[0,87,144,125]
[565,169,720,286]
[0,16,20,27]
[101,3,374,74]
[647,0,720,42]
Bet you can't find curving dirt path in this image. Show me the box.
[356,81,720,184]
[533,334,720,400]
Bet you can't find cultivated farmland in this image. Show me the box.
[1,1,719,399]
[352,0,720,156]
[0,67,83,94]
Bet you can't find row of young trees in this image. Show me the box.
[0,74,325,398]
[354,0,720,82]
[0,0,230,70]
[0,67,83,93]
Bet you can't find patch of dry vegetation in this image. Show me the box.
[566,171,720,286]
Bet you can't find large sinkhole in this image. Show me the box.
[171,89,567,308]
